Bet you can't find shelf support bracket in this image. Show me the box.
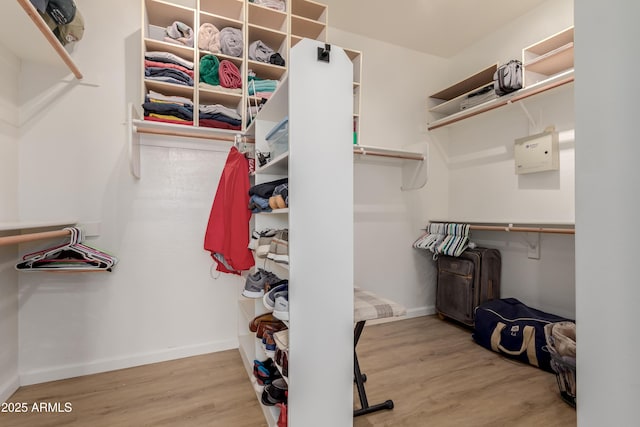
[127,102,141,180]
[516,100,539,132]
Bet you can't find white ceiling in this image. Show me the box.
[320,0,549,58]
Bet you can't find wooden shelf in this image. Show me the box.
[247,60,287,80]
[0,0,83,79]
[200,0,244,20]
[523,26,574,86]
[429,63,498,101]
[247,3,287,31]
[199,10,243,30]
[144,79,194,99]
[291,15,326,40]
[291,0,327,22]
[144,38,194,59]
[248,24,288,53]
[427,69,574,131]
[254,151,289,175]
[145,0,195,27]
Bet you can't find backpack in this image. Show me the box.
[493,60,522,96]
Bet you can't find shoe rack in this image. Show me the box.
[240,38,354,427]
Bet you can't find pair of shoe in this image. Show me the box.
[243,269,286,298]
[267,230,289,265]
[256,319,286,340]
[275,347,288,378]
[261,377,288,406]
[248,229,277,252]
[254,358,281,389]
[268,183,289,210]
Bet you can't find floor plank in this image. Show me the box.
[1,316,576,426]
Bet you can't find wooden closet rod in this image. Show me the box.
[353,151,425,161]
[17,0,83,79]
[135,127,255,144]
[0,229,71,247]
[469,224,575,235]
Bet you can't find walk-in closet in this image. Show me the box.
[0,0,638,426]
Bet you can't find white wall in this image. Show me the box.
[328,28,450,316]
[0,43,20,402]
[426,0,576,318]
[16,0,244,384]
[575,1,640,424]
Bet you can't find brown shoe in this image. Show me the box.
[249,313,277,332]
[256,321,286,339]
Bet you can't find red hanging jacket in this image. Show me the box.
[204,146,254,274]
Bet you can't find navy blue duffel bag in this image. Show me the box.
[473,298,572,372]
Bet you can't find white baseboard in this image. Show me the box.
[20,339,238,386]
[363,305,435,326]
[0,375,20,403]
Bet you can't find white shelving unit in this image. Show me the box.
[523,26,574,87]
[242,38,353,427]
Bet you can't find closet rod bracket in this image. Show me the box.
[317,44,331,63]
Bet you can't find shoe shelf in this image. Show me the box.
[253,151,289,175]
[257,208,289,215]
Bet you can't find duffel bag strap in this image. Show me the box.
[490,322,539,367]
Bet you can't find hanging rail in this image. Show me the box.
[17,0,83,79]
[430,222,575,235]
[0,229,71,247]
[134,126,256,144]
[353,145,425,161]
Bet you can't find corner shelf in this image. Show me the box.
[1,0,83,79]
[427,69,574,131]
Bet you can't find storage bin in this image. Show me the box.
[545,321,576,408]
[265,116,289,159]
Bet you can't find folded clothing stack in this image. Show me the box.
[248,178,288,213]
[145,51,194,87]
[199,103,242,130]
[247,76,278,100]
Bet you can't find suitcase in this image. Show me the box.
[436,247,501,327]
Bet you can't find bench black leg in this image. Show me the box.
[353,321,395,417]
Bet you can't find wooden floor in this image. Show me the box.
[2,316,576,427]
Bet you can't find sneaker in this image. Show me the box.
[242,269,283,299]
[249,229,276,251]
[273,293,289,321]
[263,282,288,311]
[267,230,289,264]
[242,270,265,298]
[262,378,288,406]
[263,329,278,358]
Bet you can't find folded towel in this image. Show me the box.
[198,82,242,94]
[219,27,243,57]
[249,40,275,63]
[165,21,194,47]
[198,23,221,53]
[253,0,286,11]
[219,60,242,89]
[199,54,220,86]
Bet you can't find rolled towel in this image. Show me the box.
[165,21,194,47]
[199,54,220,86]
[249,40,275,63]
[254,0,286,11]
[219,27,243,57]
[198,23,221,53]
[219,60,242,89]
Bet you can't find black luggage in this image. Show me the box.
[436,247,501,327]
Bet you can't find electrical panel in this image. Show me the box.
[514,129,559,174]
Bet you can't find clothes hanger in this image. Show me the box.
[16,227,117,272]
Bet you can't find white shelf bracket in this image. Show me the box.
[401,142,429,191]
[516,100,539,132]
[127,102,141,180]
[522,232,541,260]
